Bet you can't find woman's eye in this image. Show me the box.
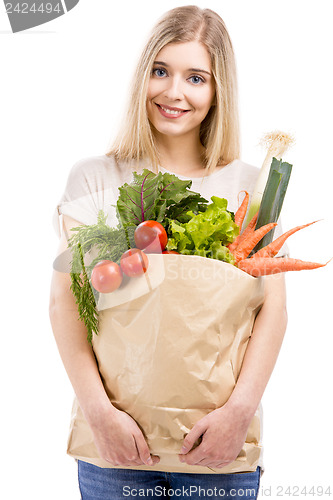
[189,75,204,85]
[153,68,167,77]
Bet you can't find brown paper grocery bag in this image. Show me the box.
[67,254,264,474]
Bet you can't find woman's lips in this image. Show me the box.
[155,103,190,119]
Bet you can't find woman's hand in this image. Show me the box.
[178,402,251,468]
[88,403,160,467]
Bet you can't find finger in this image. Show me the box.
[151,455,160,464]
[112,453,142,467]
[110,433,143,467]
[124,454,161,467]
[185,457,228,469]
[179,444,206,465]
[117,459,142,467]
[123,452,145,466]
[197,459,228,468]
[114,446,145,467]
[215,462,229,469]
[180,422,206,455]
[128,458,145,466]
[195,458,215,466]
[134,431,154,466]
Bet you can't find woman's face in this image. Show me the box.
[146,41,216,141]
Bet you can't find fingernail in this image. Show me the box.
[147,457,153,465]
[181,446,187,453]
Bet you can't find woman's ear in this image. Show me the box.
[211,94,217,107]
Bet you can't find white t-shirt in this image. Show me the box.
[54,153,290,472]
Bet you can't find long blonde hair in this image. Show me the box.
[107,5,240,174]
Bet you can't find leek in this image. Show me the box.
[245,131,294,226]
[250,158,292,254]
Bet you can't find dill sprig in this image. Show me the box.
[70,242,99,344]
[68,210,133,343]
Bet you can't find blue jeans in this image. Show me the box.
[78,460,261,499]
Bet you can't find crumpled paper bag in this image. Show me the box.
[67,254,265,474]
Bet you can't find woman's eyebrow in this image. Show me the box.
[153,60,211,76]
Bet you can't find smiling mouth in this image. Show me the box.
[155,103,190,115]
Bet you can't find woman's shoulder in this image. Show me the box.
[231,158,260,177]
[227,158,261,190]
[65,153,132,194]
[68,153,143,185]
[68,154,116,180]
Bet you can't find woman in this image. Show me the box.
[50,5,288,499]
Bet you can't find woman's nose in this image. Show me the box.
[163,76,184,101]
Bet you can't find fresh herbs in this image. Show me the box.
[69,242,99,344]
[68,211,130,268]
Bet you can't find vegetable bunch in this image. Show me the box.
[68,169,239,341]
[68,167,329,342]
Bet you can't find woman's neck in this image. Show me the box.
[154,131,207,176]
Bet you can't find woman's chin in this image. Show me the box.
[151,122,197,140]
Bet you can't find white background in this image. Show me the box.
[1,1,332,498]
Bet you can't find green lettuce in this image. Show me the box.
[166,196,238,264]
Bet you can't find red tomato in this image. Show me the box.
[120,248,149,277]
[134,224,157,251]
[162,250,180,254]
[134,220,168,253]
[91,260,123,293]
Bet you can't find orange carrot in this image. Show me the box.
[236,211,259,245]
[232,222,277,263]
[228,237,239,253]
[234,191,249,230]
[227,236,240,253]
[228,211,258,253]
[237,257,329,277]
[251,220,320,259]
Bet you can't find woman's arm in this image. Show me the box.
[179,273,288,468]
[49,215,159,467]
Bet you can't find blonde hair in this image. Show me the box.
[107,5,240,174]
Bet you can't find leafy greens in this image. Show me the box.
[165,196,238,263]
[116,169,209,227]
